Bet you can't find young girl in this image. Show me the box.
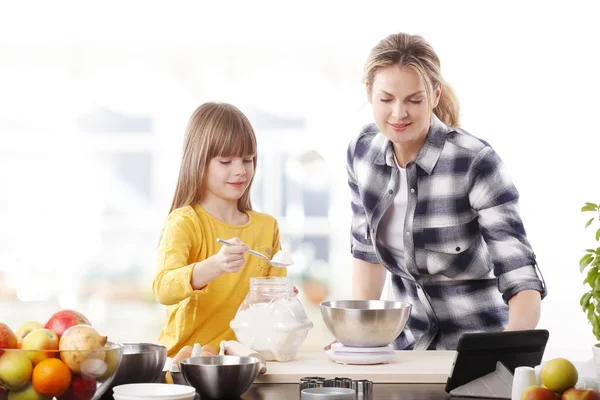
[152,102,286,357]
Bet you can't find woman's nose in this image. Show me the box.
[392,102,408,119]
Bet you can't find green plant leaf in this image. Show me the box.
[596,228,600,241]
[581,254,595,271]
[583,203,599,212]
[586,218,595,229]
[581,292,593,310]
[585,267,599,285]
[595,274,600,289]
[587,249,597,253]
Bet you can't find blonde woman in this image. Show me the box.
[152,102,286,356]
[348,33,546,350]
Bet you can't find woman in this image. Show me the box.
[347,33,546,350]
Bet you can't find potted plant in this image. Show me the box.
[579,202,600,369]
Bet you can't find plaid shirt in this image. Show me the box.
[347,116,547,350]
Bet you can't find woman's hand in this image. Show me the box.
[214,237,248,273]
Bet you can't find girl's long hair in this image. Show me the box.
[169,102,257,214]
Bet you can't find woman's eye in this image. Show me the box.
[380,98,392,103]
[243,159,253,163]
[219,160,231,165]
[409,99,423,104]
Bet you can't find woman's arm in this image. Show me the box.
[506,289,541,331]
[353,258,387,300]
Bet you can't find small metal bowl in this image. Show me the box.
[180,355,261,399]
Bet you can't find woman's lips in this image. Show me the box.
[389,122,411,132]
[227,182,246,189]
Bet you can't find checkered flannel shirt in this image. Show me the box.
[347,116,547,350]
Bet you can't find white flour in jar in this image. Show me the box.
[230,298,312,362]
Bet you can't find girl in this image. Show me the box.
[347,33,546,350]
[153,102,286,357]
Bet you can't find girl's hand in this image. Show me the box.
[214,237,248,273]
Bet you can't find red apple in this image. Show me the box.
[562,387,600,400]
[0,323,17,351]
[44,310,91,339]
[57,374,96,400]
[521,385,559,400]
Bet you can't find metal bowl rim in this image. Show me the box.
[180,355,261,366]
[320,300,412,310]
[120,342,167,354]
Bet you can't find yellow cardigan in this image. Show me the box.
[152,204,286,357]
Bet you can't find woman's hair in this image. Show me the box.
[363,33,460,127]
[169,102,257,214]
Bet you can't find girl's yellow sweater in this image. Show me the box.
[152,204,286,357]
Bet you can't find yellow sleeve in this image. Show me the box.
[268,219,287,277]
[153,210,206,305]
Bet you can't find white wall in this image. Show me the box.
[1,0,599,362]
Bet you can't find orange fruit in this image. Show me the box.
[32,357,72,397]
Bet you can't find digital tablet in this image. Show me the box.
[445,329,550,393]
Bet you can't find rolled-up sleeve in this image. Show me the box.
[468,146,547,302]
[152,210,205,305]
[347,139,378,264]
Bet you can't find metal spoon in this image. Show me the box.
[216,238,291,268]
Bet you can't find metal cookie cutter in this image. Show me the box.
[300,377,373,397]
[299,376,327,392]
[352,379,373,398]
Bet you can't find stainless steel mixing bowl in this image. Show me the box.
[180,355,261,399]
[320,300,412,347]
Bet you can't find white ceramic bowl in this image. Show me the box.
[112,383,196,400]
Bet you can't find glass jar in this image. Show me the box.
[230,277,313,362]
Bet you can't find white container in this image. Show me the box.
[511,366,537,400]
[113,383,196,400]
[230,277,313,362]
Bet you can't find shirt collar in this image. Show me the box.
[374,115,452,174]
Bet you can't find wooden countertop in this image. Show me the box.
[255,350,457,384]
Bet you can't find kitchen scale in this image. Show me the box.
[325,342,396,365]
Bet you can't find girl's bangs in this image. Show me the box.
[209,114,257,159]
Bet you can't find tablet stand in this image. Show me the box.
[449,361,513,399]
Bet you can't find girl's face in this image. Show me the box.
[370,65,441,147]
[204,155,255,202]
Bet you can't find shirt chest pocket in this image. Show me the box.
[421,219,483,277]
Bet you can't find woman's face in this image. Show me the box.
[369,65,441,147]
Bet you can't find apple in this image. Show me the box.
[562,387,600,400]
[0,324,17,351]
[521,385,560,400]
[96,348,119,382]
[15,322,44,344]
[0,350,33,390]
[44,310,90,339]
[541,358,578,393]
[6,382,50,400]
[0,387,7,400]
[21,330,59,365]
[57,374,96,400]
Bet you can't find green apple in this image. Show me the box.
[0,350,33,390]
[7,383,50,400]
[15,322,43,343]
[21,329,59,365]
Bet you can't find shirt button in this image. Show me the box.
[405,231,410,236]
[416,285,421,290]
[410,188,415,193]
[388,190,393,194]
